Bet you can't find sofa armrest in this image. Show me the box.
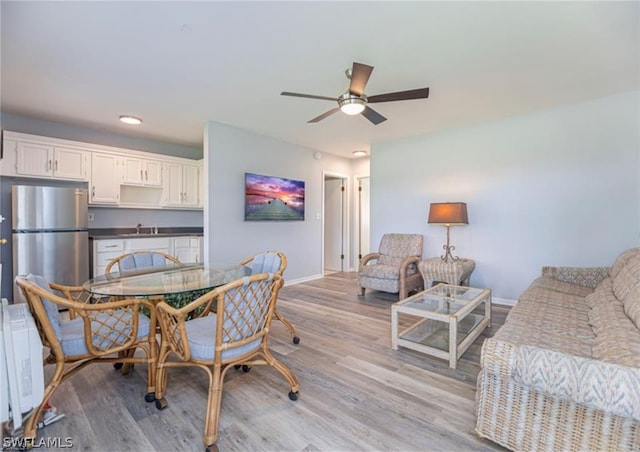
[541,266,609,288]
[516,345,640,420]
[482,336,640,421]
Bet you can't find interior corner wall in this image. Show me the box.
[370,90,640,301]
[203,121,353,282]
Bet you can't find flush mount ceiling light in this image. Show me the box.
[119,115,142,125]
[352,150,368,157]
[338,93,366,115]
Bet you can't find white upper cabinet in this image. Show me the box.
[182,164,200,207]
[2,131,202,210]
[90,153,121,205]
[122,157,163,187]
[15,141,89,181]
[162,163,200,208]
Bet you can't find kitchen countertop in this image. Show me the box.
[89,227,203,239]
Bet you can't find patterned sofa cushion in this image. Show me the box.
[359,263,401,279]
[530,276,595,298]
[623,286,640,330]
[590,290,640,368]
[612,254,640,301]
[493,321,592,359]
[585,277,614,309]
[609,247,640,279]
[517,284,587,313]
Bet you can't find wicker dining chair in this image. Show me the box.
[14,275,158,442]
[154,272,299,449]
[239,251,299,344]
[104,251,181,274]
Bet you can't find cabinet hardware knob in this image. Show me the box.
[0,238,7,245]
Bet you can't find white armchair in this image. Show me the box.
[358,233,424,299]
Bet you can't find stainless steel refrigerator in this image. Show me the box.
[12,185,89,301]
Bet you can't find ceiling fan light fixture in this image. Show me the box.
[338,94,366,115]
[119,115,142,125]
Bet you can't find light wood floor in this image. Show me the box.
[22,272,510,451]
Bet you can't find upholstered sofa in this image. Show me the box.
[476,248,640,451]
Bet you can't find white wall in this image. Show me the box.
[203,121,353,282]
[371,91,640,301]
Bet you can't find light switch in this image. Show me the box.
[316,213,321,220]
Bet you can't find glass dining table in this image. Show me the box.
[83,263,252,308]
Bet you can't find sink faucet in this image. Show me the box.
[136,223,142,234]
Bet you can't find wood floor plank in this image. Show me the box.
[16,271,509,451]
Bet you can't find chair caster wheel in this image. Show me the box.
[242,365,251,373]
[292,336,300,345]
[205,444,219,452]
[234,364,241,370]
[288,391,299,401]
[155,398,168,410]
[145,392,155,403]
[114,363,123,370]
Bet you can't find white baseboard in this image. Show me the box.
[493,296,517,306]
[283,273,518,306]
[284,274,323,286]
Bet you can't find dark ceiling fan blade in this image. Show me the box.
[361,106,387,125]
[281,91,337,101]
[349,62,374,97]
[368,88,429,103]
[308,107,340,123]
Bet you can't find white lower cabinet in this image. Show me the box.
[93,239,125,276]
[92,236,202,276]
[173,237,202,264]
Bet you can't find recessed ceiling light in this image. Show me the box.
[119,115,142,125]
[353,150,368,157]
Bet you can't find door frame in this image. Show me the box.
[321,171,350,275]
[353,173,370,271]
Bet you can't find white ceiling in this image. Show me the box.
[2,1,638,158]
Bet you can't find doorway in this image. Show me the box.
[323,173,349,274]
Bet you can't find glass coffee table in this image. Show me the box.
[391,283,491,369]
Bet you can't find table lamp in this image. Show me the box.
[428,202,468,262]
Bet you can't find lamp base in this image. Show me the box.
[440,245,460,263]
[440,225,460,262]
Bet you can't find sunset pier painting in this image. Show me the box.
[245,173,305,221]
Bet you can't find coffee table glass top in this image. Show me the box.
[83,264,251,297]
[399,284,486,315]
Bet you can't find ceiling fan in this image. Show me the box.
[281,62,429,125]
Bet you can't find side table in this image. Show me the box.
[419,257,475,288]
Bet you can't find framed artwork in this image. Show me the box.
[244,172,305,221]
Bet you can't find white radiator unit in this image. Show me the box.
[0,298,44,431]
